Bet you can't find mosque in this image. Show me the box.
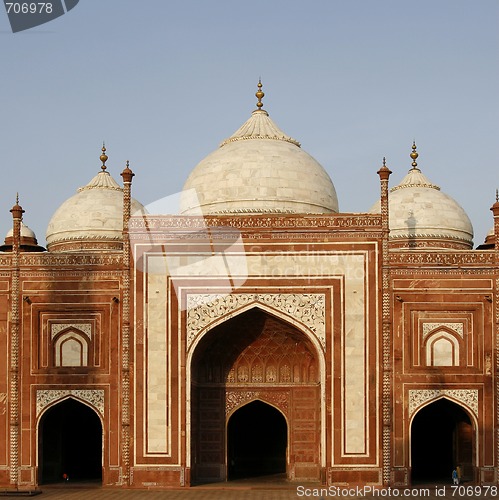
[0,82,497,490]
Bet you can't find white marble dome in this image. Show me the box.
[370,146,473,249]
[46,158,144,252]
[0,221,45,252]
[6,222,36,241]
[181,87,338,215]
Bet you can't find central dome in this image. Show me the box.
[180,83,338,215]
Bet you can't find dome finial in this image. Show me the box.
[255,79,265,110]
[410,141,419,170]
[496,188,498,203]
[100,142,109,171]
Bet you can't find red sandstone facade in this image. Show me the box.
[0,159,497,491]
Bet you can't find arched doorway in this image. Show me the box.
[190,307,321,483]
[38,398,102,484]
[227,400,287,479]
[411,398,473,483]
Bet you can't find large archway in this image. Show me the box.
[411,398,474,483]
[38,398,102,484]
[190,307,321,483]
[227,400,287,479]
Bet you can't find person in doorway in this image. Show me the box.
[456,465,462,484]
[452,469,458,485]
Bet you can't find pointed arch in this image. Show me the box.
[52,327,90,367]
[37,397,103,484]
[186,294,326,354]
[36,389,105,421]
[422,326,463,367]
[410,397,476,482]
[227,400,288,479]
[188,306,323,483]
[409,395,478,435]
[37,394,104,426]
[187,300,325,367]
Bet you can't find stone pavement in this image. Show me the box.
[2,478,498,499]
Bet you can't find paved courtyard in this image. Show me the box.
[1,478,498,500]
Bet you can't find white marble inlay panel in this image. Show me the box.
[145,258,169,454]
[184,251,369,456]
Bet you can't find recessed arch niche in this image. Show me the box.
[38,397,102,484]
[411,398,474,483]
[190,307,321,483]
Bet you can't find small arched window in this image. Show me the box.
[425,331,459,366]
[53,330,89,367]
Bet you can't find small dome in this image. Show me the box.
[370,144,473,249]
[6,223,36,240]
[46,149,144,252]
[477,226,494,249]
[0,222,45,252]
[180,84,338,215]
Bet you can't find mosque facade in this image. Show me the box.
[0,83,497,490]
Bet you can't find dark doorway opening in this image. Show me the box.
[227,400,287,480]
[411,399,473,483]
[38,398,102,484]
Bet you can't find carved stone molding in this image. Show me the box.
[390,252,494,266]
[186,293,325,350]
[36,389,105,418]
[18,253,123,267]
[408,389,478,418]
[225,390,289,416]
[129,214,383,234]
[422,322,464,339]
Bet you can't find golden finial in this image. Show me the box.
[100,142,108,171]
[16,192,19,205]
[496,189,498,203]
[410,141,419,169]
[255,79,265,109]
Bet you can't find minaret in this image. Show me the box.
[490,189,499,253]
[9,195,24,487]
[120,160,134,485]
[377,157,392,485]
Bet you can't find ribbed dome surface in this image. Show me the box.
[181,107,338,215]
[46,169,144,252]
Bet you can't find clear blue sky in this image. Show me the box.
[1,0,498,246]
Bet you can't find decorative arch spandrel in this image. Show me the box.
[36,389,105,419]
[186,293,326,352]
